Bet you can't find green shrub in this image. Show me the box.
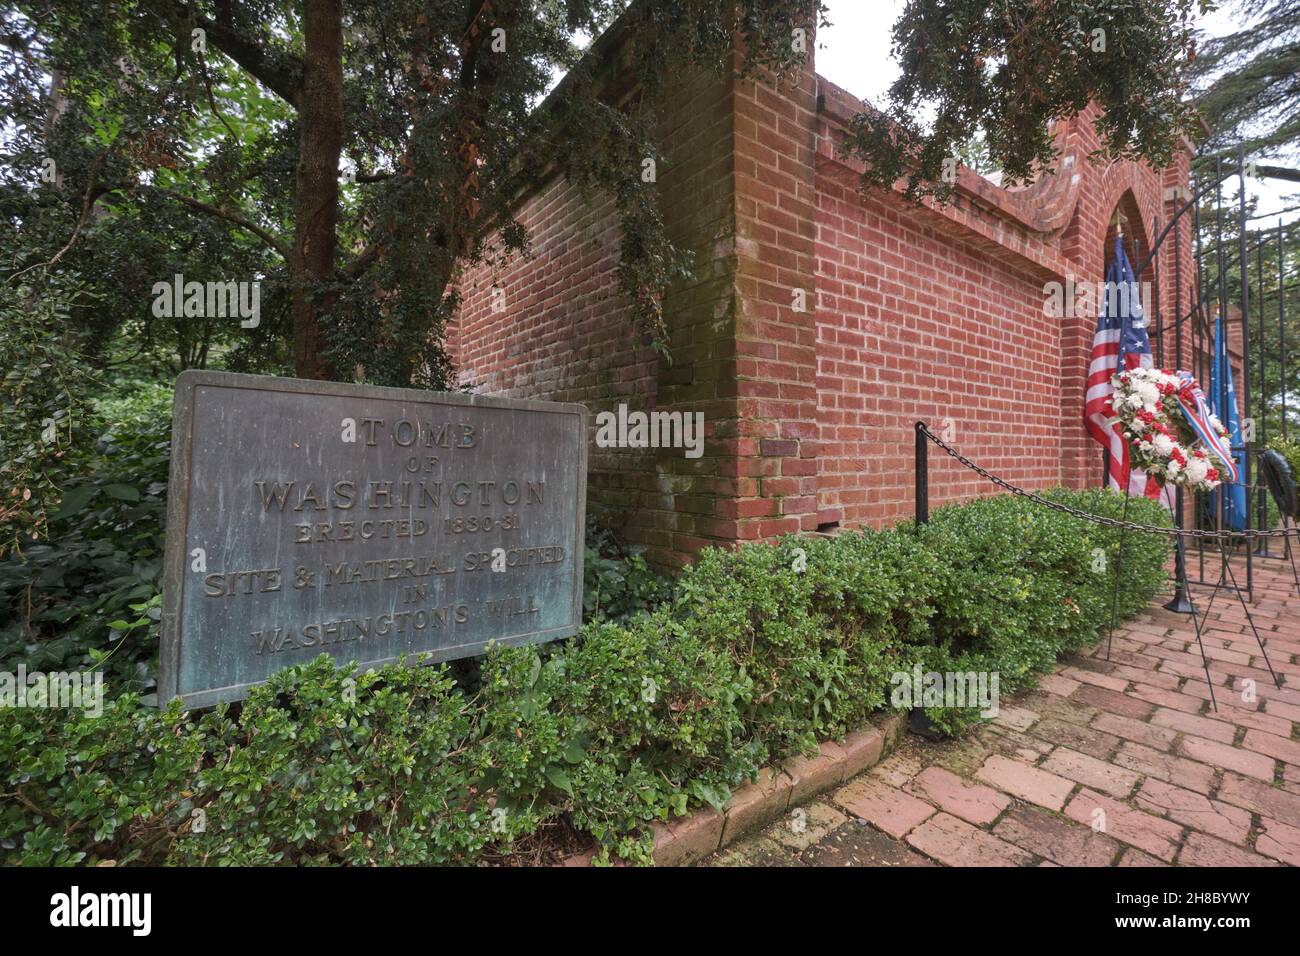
[0,275,103,555]
[0,379,170,696]
[676,530,936,756]
[178,656,507,866]
[1,692,196,865]
[3,655,541,866]
[582,519,670,624]
[911,488,1171,734]
[484,617,759,863]
[0,487,1172,866]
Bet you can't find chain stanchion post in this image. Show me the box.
[915,421,929,528]
[1165,485,1195,613]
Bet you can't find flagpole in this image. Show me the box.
[1165,190,1193,613]
[1106,229,1133,662]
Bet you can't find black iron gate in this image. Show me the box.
[1114,145,1297,605]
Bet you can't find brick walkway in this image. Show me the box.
[710,556,1300,867]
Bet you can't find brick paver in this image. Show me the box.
[906,766,1009,826]
[992,804,1121,866]
[975,754,1075,811]
[709,558,1300,867]
[906,812,1034,866]
[831,775,935,838]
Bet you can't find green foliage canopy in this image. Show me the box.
[2,0,1228,385]
[842,0,1210,200]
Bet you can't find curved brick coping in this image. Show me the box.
[557,713,906,866]
[815,76,1081,238]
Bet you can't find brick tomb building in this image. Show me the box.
[448,22,1198,570]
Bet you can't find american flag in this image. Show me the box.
[1084,235,1169,504]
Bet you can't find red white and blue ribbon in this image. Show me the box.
[1175,371,1238,483]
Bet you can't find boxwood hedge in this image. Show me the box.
[1,488,1170,866]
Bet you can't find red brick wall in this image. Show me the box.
[452,178,647,405]
[813,178,1063,527]
[451,29,1195,565]
[452,65,740,568]
[812,86,1192,527]
[728,56,823,542]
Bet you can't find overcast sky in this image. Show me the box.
[818,0,1297,222]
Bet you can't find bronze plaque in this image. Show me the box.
[159,371,586,707]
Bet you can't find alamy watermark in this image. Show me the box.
[1042,277,1152,322]
[890,665,1000,717]
[49,886,150,936]
[152,273,261,328]
[594,404,704,459]
[1,664,103,718]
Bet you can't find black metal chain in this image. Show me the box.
[917,424,1297,541]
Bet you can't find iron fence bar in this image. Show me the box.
[1283,219,1290,443]
[1132,165,1237,278]
[1167,190,1194,611]
[1210,160,1229,579]
[1238,147,1254,596]
[1195,212,1206,582]
[1256,219,1270,555]
[1152,212,1163,368]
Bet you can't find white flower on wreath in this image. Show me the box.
[1110,367,1225,493]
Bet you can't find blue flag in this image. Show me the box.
[1209,315,1247,530]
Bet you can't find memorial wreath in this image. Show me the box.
[1109,367,1238,493]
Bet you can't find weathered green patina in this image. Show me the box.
[160,371,586,707]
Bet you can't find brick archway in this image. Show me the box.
[1104,190,1153,281]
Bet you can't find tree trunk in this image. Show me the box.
[292,0,343,380]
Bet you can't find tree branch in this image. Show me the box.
[149,186,293,262]
[197,51,242,146]
[1257,164,1300,185]
[340,241,381,279]
[9,152,109,281]
[158,0,303,107]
